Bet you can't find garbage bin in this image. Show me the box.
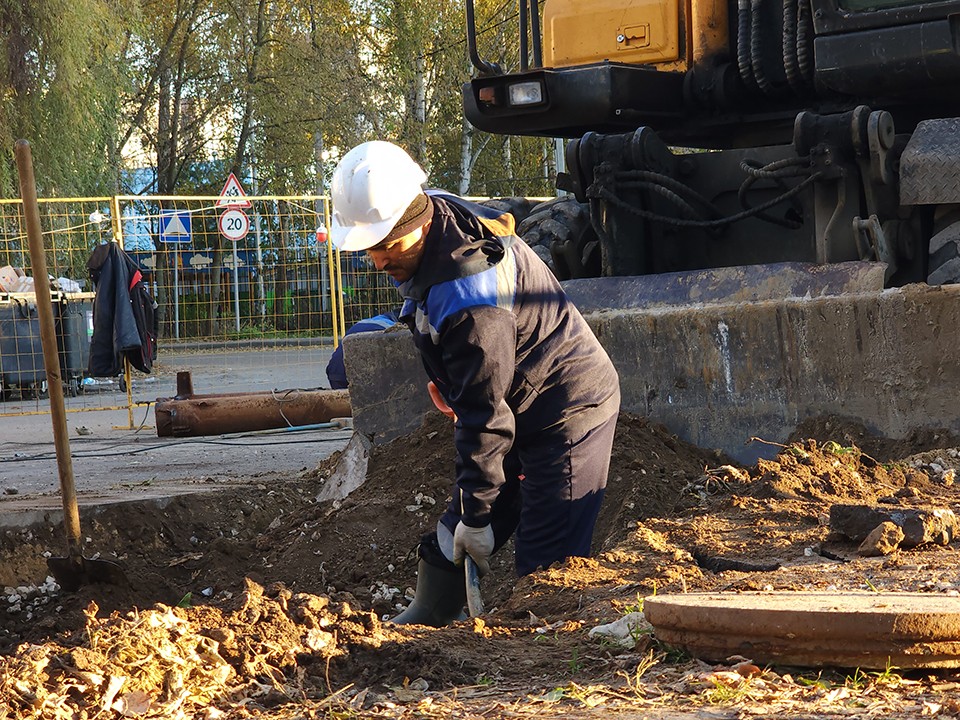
[0,296,46,400]
[56,292,94,397]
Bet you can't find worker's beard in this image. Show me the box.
[377,240,426,282]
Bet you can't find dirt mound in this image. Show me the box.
[748,438,931,502]
[249,412,722,617]
[3,412,960,718]
[0,411,714,650]
[791,414,960,462]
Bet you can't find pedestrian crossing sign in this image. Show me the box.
[160,210,192,244]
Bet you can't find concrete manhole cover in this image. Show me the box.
[644,592,960,669]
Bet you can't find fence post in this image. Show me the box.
[251,183,266,321]
[111,196,123,249]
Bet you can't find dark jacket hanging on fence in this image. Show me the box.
[87,242,158,376]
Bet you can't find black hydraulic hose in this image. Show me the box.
[750,0,779,97]
[783,0,804,94]
[751,0,793,98]
[737,158,808,229]
[615,170,724,219]
[588,171,823,229]
[738,179,803,228]
[737,0,759,92]
[797,0,815,89]
[750,0,767,94]
[741,156,810,179]
[618,181,704,221]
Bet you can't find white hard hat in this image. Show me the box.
[330,141,428,251]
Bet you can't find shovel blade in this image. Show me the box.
[47,556,130,592]
[465,556,484,617]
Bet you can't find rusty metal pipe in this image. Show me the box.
[155,388,351,437]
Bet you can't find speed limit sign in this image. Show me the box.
[219,208,250,241]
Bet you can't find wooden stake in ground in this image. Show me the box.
[15,139,128,592]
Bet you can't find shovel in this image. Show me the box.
[16,140,129,593]
[464,555,484,617]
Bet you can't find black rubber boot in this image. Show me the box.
[390,534,466,627]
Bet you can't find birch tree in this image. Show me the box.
[457,0,557,197]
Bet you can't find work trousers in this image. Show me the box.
[439,411,618,576]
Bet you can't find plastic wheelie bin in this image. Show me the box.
[0,296,46,400]
[56,292,94,397]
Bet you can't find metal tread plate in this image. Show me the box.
[899,118,960,205]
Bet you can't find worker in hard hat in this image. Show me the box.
[330,141,620,626]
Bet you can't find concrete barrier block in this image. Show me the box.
[344,283,960,463]
[592,283,960,462]
[342,329,431,444]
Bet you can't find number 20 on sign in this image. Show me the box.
[219,208,250,241]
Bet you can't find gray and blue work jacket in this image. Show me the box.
[398,192,620,528]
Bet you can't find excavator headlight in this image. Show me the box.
[507,81,544,106]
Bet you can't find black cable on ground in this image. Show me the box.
[0,427,352,463]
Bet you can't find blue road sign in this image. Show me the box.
[160,210,192,244]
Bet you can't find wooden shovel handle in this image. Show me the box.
[15,140,83,564]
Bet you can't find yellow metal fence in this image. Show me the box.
[0,195,397,421]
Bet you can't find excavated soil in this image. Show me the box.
[2,411,960,718]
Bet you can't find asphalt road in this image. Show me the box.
[0,346,353,527]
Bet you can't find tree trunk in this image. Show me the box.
[314,130,331,313]
[503,136,514,196]
[156,64,174,340]
[275,201,291,330]
[207,251,223,336]
[544,138,557,195]
[210,0,270,337]
[459,116,473,195]
[413,53,427,160]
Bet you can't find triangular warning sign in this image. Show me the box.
[163,213,190,236]
[217,172,251,208]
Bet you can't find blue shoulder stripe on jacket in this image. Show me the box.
[426,247,517,335]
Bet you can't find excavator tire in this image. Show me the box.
[928,207,960,285]
[516,196,600,280]
[479,197,540,228]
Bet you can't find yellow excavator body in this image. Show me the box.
[542,0,728,70]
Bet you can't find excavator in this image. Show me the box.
[462,0,960,287]
[318,0,960,470]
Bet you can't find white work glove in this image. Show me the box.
[452,521,495,576]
